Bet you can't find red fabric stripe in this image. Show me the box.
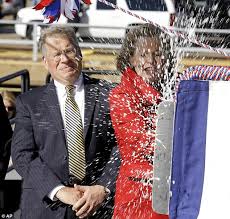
[82,0,91,4]
[33,0,54,10]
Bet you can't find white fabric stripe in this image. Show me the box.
[198,81,230,219]
[70,159,85,168]
[68,140,84,146]
[69,149,85,159]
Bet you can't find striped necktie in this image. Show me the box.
[65,85,86,180]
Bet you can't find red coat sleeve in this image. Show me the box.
[109,91,155,158]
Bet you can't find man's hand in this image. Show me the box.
[72,185,106,218]
[55,186,83,206]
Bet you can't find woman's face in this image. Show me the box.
[129,37,165,84]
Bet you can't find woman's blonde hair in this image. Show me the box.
[1,90,16,108]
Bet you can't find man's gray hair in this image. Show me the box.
[39,26,80,55]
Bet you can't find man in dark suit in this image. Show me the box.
[11,26,120,219]
[0,94,12,181]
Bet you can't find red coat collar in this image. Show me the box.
[121,68,161,105]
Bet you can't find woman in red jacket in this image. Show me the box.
[109,24,172,219]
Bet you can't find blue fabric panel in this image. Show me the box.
[170,80,209,219]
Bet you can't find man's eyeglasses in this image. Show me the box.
[49,48,81,62]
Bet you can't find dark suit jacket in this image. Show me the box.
[11,76,120,219]
[0,95,12,180]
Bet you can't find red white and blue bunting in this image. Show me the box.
[34,0,91,23]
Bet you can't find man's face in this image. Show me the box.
[129,37,165,84]
[43,36,82,85]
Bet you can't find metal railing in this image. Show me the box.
[0,69,30,175]
[45,69,120,84]
[0,19,230,61]
[0,19,127,61]
[0,69,30,93]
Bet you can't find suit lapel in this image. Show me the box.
[42,77,98,141]
[83,76,99,139]
[43,81,66,143]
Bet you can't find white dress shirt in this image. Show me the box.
[48,74,85,200]
[54,74,85,129]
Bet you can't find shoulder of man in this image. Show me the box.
[16,84,49,104]
[84,74,117,92]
